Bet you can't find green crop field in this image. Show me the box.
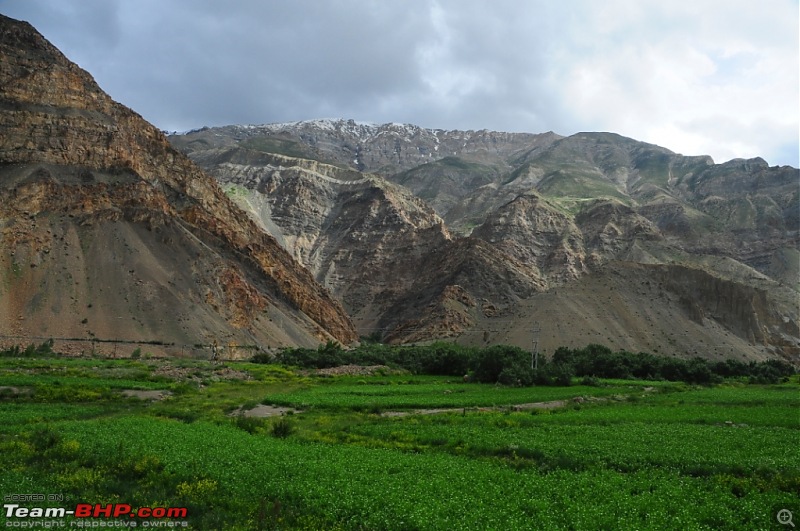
[0,353,797,530]
[264,376,635,411]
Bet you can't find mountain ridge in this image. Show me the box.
[2,13,795,361]
[0,14,358,351]
[175,118,796,170]
[172,119,799,361]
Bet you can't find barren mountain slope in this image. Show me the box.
[172,121,800,358]
[239,122,797,284]
[457,261,797,362]
[190,147,449,317]
[173,121,799,361]
[510,134,799,277]
[0,15,357,351]
[187,147,543,335]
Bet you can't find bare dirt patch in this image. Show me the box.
[152,364,252,382]
[230,404,300,418]
[0,385,32,397]
[510,400,568,411]
[311,365,403,376]
[120,389,172,401]
[381,399,577,418]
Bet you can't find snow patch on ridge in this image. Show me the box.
[237,118,445,144]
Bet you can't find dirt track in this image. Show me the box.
[380,398,574,418]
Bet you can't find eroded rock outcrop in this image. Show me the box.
[173,120,799,360]
[187,147,548,340]
[471,192,586,285]
[649,264,799,354]
[0,15,357,348]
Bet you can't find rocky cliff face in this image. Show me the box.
[173,119,799,361]
[672,157,799,280]
[186,146,546,339]
[470,192,586,284]
[648,264,799,355]
[0,15,357,350]
[190,148,450,324]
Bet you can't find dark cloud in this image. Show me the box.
[1,0,797,166]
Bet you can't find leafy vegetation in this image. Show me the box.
[269,341,795,386]
[0,345,796,529]
[0,339,54,357]
[264,377,627,411]
[550,344,795,384]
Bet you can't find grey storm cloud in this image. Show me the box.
[1,0,798,166]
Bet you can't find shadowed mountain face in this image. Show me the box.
[0,15,357,351]
[173,120,799,362]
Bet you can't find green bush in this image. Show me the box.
[580,375,602,387]
[29,427,62,451]
[498,365,536,387]
[547,345,795,385]
[234,415,267,434]
[401,342,474,376]
[272,341,796,387]
[0,340,54,358]
[473,345,532,384]
[271,417,295,438]
[250,351,274,364]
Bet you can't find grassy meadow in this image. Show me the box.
[0,350,797,530]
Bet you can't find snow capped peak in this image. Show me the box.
[237,118,440,142]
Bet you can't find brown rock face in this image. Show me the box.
[0,15,356,348]
[186,147,542,339]
[173,119,799,361]
[648,264,799,353]
[471,192,586,285]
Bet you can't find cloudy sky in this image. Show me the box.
[2,0,798,166]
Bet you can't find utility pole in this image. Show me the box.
[531,321,541,370]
